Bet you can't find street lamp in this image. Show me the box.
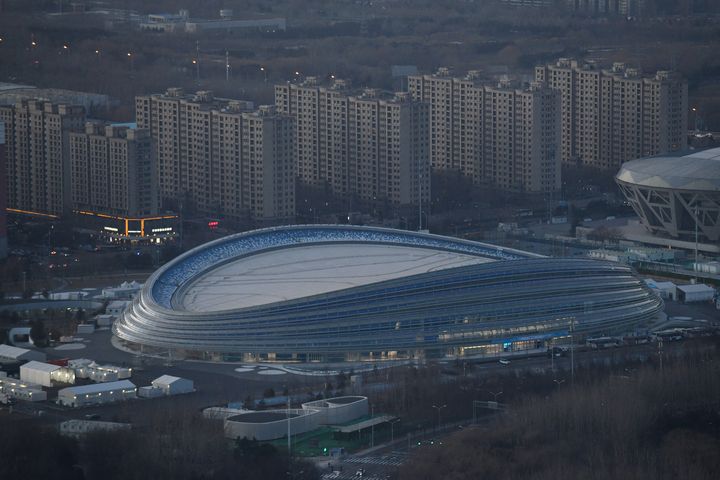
[694,201,702,280]
[260,66,267,84]
[431,404,446,430]
[370,404,375,447]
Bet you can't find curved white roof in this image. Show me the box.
[180,243,493,312]
[616,147,720,191]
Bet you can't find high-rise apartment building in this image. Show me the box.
[407,69,561,193]
[275,78,430,206]
[241,106,295,220]
[482,81,562,193]
[69,122,157,218]
[0,100,85,216]
[136,89,294,222]
[535,59,687,169]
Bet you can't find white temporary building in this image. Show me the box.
[0,377,47,402]
[138,386,164,398]
[73,361,132,382]
[0,344,46,363]
[20,361,75,387]
[101,281,143,300]
[151,375,194,396]
[106,300,131,316]
[76,324,95,335]
[59,419,131,438]
[644,279,677,300]
[677,284,716,303]
[95,314,116,327]
[57,380,136,407]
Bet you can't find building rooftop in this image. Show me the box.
[21,361,60,373]
[152,375,185,385]
[59,380,136,396]
[227,411,300,423]
[180,243,495,312]
[616,147,720,192]
[0,344,32,359]
[676,284,715,293]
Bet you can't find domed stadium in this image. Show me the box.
[113,225,663,363]
[616,147,720,242]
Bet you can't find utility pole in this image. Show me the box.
[370,404,374,447]
[287,396,291,454]
[195,41,200,83]
[225,50,230,82]
[570,317,576,385]
[694,202,700,281]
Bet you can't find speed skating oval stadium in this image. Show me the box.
[113,225,663,363]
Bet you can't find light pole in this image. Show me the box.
[195,41,200,82]
[554,378,565,388]
[570,316,575,385]
[287,396,292,454]
[694,201,701,280]
[432,404,446,430]
[370,404,374,447]
[225,50,230,82]
[261,66,267,84]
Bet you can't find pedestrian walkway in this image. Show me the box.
[344,452,407,467]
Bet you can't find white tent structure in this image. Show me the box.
[151,375,194,395]
[20,361,75,387]
[0,344,46,363]
[677,284,716,303]
[58,380,136,407]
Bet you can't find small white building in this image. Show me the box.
[0,344,46,363]
[57,380,136,407]
[0,377,47,402]
[73,361,132,382]
[677,284,716,303]
[95,314,116,327]
[151,375,194,396]
[76,324,95,335]
[59,419,131,438]
[138,386,164,398]
[101,281,143,300]
[20,361,75,387]
[644,279,677,300]
[106,300,131,317]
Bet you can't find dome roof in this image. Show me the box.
[616,147,720,192]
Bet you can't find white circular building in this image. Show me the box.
[616,147,720,242]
